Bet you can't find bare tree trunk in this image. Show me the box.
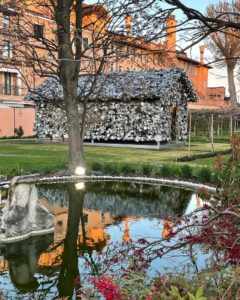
[227,63,238,106]
[56,0,85,174]
[65,93,85,174]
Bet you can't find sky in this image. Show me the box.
[181,0,218,12]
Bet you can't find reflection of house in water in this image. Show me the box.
[36,182,192,267]
[122,219,132,244]
[0,182,193,271]
[0,259,8,272]
[39,197,113,245]
[37,204,114,267]
[162,219,174,240]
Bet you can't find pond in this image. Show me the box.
[0,181,210,299]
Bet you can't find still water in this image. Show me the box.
[0,181,208,299]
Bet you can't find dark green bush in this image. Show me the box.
[89,160,214,184]
[180,164,193,179]
[151,165,162,177]
[102,163,117,175]
[210,172,219,184]
[196,167,212,183]
[160,165,173,177]
[137,164,153,176]
[90,161,104,173]
[118,163,137,176]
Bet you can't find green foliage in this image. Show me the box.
[102,162,117,175]
[90,161,104,174]
[117,162,138,176]
[169,286,206,300]
[160,164,172,177]
[116,272,209,300]
[180,164,193,179]
[160,164,181,178]
[187,288,207,300]
[119,272,151,300]
[196,167,212,183]
[139,163,154,176]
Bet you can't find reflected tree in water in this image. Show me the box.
[57,184,85,298]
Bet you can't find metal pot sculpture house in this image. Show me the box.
[26,69,197,143]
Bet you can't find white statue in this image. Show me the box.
[0,177,54,242]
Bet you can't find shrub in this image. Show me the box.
[117,163,137,176]
[151,164,162,177]
[160,164,173,177]
[142,164,153,176]
[210,171,219,184]
[137,164,153,176]
[103,163,117,175]
[14,126,24,138]
[180,164,193,179]
[196,167,212,183]
[90,161,104,173]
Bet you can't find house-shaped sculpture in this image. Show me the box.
[26,69,197,143]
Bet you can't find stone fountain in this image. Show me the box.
[0,177,54,243]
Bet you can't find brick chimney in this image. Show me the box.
[166,15,176,56]
[125,15,132,35]
[200,45,206,64]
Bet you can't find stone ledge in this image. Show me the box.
[0,175,216,193]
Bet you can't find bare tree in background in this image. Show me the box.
[207,0,240,106]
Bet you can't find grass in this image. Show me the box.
[0,140,230,179]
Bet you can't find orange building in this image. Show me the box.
[0,2,230,137]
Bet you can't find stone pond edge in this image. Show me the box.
[0,175,216,193]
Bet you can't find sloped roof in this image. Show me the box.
[26,69,197,104]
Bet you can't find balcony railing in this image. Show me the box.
[0,84,20,96]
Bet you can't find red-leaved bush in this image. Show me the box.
[91,276,122,300]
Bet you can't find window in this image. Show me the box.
[110,62,114,72]
[33,24,44,39]
[2,15,10,30]
[115,44,125,57]
[83,37,89,50]
[3,72,18,95]
[2,40,13,58]
[4,72,12,95]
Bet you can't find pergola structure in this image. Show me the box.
[26,69,197,144]
[188,105,240,153]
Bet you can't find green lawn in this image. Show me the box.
[0,140,230,177]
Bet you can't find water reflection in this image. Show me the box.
[0,181,202,298]
[0,234,53,294]
[57,184,84,298]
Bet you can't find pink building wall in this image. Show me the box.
[0,107,35,137]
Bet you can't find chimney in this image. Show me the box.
[166,15,177,56]
[125,15,132,35]
[200,45,206,64]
